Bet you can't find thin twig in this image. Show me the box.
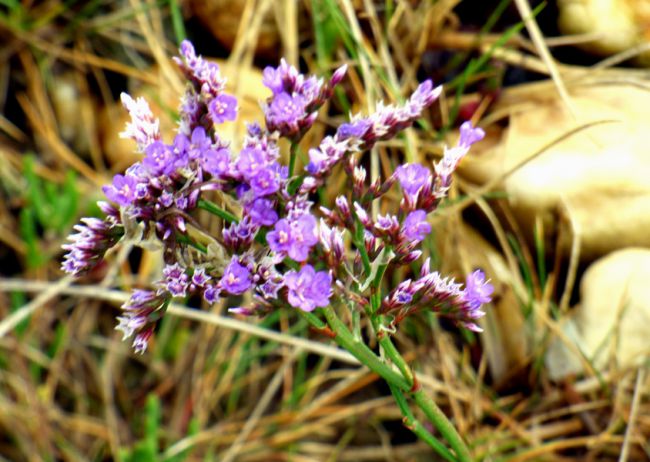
[618,366,646,462]
[0,278,357,364]
[220,348,302,462]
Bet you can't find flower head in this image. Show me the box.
[220,257,252,295]
[435,121,485,190]
[401,210,431,243]
[463,269,494,311]
[395,164,431,201]
[115,289,169,354]
[119,93,160,152]
[266,92,306,128]
[284,265,332,311]
[162,263,190,298]
[246,198,278,226]
[61,218,122,276]
[209,94,238,124]
[267,214,318,262]
[102,174,140,207]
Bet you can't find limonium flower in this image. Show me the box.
[284,265,332,311]
[401,210,432,243]
[61,39,491,355]
[220,257,252,295]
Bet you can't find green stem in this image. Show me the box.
[197,199,239,223]
[288,142,299,177]
[377,331,472,460]
[175,233,207,253]
[322,306,472,461]
[296,309,327,330]
[388,383,457,462]
[353,221,371,276]
[320,306,409,390]
[412,386,472,462]
[377,334,414,387]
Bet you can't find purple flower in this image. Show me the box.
[401,210,431,242]
[305,136,350,176]
[175,40,226,97]
[337,119,371,139]
[119,93,160,152]
[115,289,169,354]
[220,257,252,295]
[102,174,139,207]
[237,146,266,179]
[223,216,259,250]
[262,65,285,94]
[287,214,318,261]
[209,94,238,124]
[337,80,442,150]
[191,267,211,287]
[142,141,177,176]
[163,263,190,297]
[61,217,122,276]
[395,164,431,199]
[248,167,280,197]
[246,198,278,226]
[186,127,212,160]
[387,280,415,307]
[202,147,231,177]
[464,270,493,311]
[267,214,318,262]
[267,218,292,255]
[132,329,154,354]
[266,92,306,126]
[375,213,399,235]
[203,284,221,303]
[284,265,332,311]
[459,121,485,148]
[404,80,442,116]
[435,121,484,190]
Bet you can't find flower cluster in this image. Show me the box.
[62,40,492,353]
[380,259,494,332]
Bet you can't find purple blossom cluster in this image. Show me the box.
[262,59,347,139]
[379,259,494,332]
[61,39,492,354]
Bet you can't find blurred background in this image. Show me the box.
[0,0,649,460]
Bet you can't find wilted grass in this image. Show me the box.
[0,0,648,461]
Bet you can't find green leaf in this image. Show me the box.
[19,207,45,269]
[10,291,29,337]
[144,394,161,453]
[168,0,187,45]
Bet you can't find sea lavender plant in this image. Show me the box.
[62,40,492,461]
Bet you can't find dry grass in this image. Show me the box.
[0,1,648,461]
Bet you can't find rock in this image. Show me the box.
[50,71,93,156]
[189,0,280,57]
[546,248,650,379]
[460,82,650,259]
[558,0,650,66]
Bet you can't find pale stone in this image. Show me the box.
[546,248,650,379]
[558,0,650,66]
[460,83,650,259]
[577,248,650,367]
